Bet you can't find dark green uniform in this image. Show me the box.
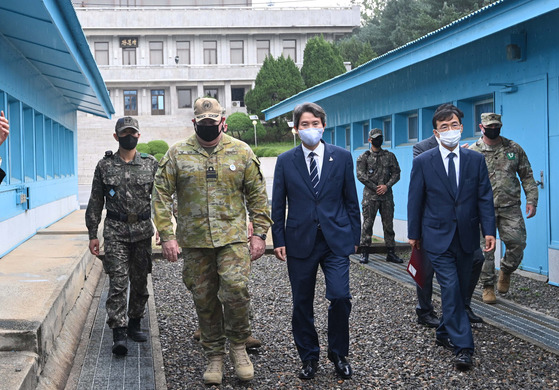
[86,151,158,328]
[356,148,401,248]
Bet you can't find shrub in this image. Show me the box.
[148,140,169,156]
[136,143,150,154]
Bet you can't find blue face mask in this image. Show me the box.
[298,128,323,147]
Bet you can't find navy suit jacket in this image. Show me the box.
[272,141,361,258]
[407,146,495,254]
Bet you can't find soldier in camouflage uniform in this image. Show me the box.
[85,117,159,356]
[152,98,271,385]
[469,113,538,304]
[356,128,402,264]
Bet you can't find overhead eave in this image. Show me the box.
[264,0,559,120]
[0,0,114,118]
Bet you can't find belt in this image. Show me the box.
[106,210,151,223]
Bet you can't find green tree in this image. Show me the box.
[244,55,305,120]
[301,36,346,89]
[336,36,377,69]
[355,0,491,56]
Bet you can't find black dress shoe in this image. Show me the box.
[454,350,473,370]
[299,360,318,380]
[435,337,455,352]
[417,312,439,328]
[465,306,484,323]
[327,350,352,379]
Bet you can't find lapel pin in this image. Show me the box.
[329,157,333,161]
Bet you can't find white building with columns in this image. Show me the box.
[72,1,360,195]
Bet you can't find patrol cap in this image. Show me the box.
[115,116,139,135]
[481,113,502,126]
[368,128,383,139]
[194,97,223,123]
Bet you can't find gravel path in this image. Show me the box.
[152,255,559,389]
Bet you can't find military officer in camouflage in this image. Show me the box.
[356,128,403,264]
[469,113,538,304]
[85,117,159,355]
[152,97,271,385]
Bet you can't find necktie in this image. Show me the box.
[448,152,457,196]
[309,151,319,195]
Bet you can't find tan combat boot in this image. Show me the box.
[497,270,511,294]
[193,328,201,341]
[482,286,497,304]
[229,343,254,381]
[246,335,262,349]
[203,355,224,385]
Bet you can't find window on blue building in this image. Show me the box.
[408,113,418,142]
[345,126,351,150]
[362,121,369,145]
[35,113,45,180]
[383,117,392,144]
[23,106,35,182]
[474,98,494,135]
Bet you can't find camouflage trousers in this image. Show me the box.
[182,243,251,356]
[480,205,527,286]
[103,238,152,329]
[360,197,396,248]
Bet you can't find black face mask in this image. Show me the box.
[196,124,221,142]
[118,134,138,150]
[483,127,501,140]
[371,137,383,148]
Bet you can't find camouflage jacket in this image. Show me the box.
[152,133,272,248]
[86,151,159,242]
[469,136,538,207]
[356,148,401,200]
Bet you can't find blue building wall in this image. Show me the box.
[268,4,559,283]
[0,1,113,257]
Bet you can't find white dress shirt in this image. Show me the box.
[302,141,324,180]
[438,143,460,188]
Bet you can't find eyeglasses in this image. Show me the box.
[437,122,462,132]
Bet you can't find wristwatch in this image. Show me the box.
[252,233,267,241]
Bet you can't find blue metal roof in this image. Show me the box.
[264,0,559,120]
[0,0,114,118]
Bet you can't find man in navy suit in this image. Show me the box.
[408,104,496,370]
[412,133,485,327]
[272,102,361,380]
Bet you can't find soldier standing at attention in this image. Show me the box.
[152,98,271,386]
[356,128,403,264]
[85,117,159,355]
[469,113,538,304]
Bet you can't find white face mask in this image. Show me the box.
[298,128,324,147]
[436,129,461,148]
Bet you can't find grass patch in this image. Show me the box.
[252,142,298,157]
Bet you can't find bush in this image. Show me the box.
[153,153,165,161]
[148,140,169,156]
[136,143,150,154]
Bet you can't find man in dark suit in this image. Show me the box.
[0,111,9,184]
[412,133,485,327]
[272,102,361,380]
[408,103,496,370]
